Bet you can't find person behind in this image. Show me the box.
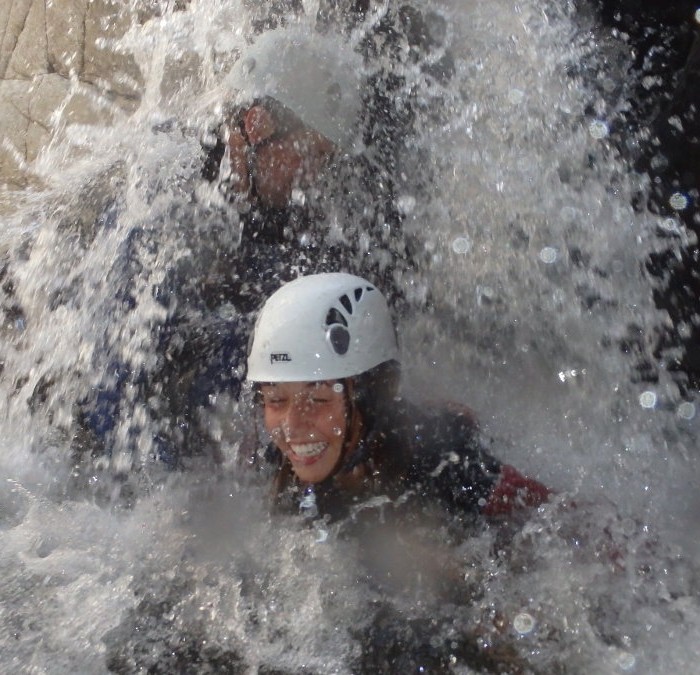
[197,18,430,314]
[74,8,451,477]
[244,272,550,522]
[74,23,404,470]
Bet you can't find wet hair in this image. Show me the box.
[349,360,401,427]
[340,359,401,473]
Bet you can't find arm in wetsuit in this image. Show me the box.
[401,403,551,518]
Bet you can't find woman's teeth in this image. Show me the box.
[290,442,327,458]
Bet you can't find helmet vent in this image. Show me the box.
[339,294,353,314]
[327,325,350,355]
[325,308,348,327]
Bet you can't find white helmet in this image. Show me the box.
[224,25,364,149]
[247,273,399,382]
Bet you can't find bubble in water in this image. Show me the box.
[560,205,579,222]
[476,285,496,306]
[396,194,417,214]
[660,217,680,233]
[616,650,636,670]
[539,246,557,263]
[508,88,524,104]
[588,120,609,139]
[513,612,536,635]
[639,391,657,409]
[677,402,695,420]
[451,236,471,254]
[611,259,625,274]
[558,368,585,382]
[332,427,344,436]
[332,383,344,393]
[669,192,688,211]
[315,524,329,543]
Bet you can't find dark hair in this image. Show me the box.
[350,360,400,424]
[340,359,401,473]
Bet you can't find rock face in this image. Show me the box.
[0,0,143,209]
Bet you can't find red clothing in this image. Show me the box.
[482,464,552,516]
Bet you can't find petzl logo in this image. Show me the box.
[270,352,292,364]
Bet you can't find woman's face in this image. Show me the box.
[260,380,347,483]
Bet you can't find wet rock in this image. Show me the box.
[0,0,142,206]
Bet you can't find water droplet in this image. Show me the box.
[396,194,416,214]
[660,217,679,233]
[539,246,557,263]
[513,612,536,634]
[332,382,344,393]
[291,188,306,205]
[677,402,695,420]
[451,236,471,254]
[560,205,578,221]
[616,650,636,670]
[476,285,496,306]
[508,88,524,104]
[639,391,656,409]
[669,192,688,211]
[558,368,582,382]
[668,115,684,132]
[588,120,609,139]
[332,426,343,436]
[602,77,616,93]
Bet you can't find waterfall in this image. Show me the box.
[1,1,698,672]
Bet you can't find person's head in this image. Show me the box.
[222,26,364,209]
[225,97,337,208]
[246,273,400,483]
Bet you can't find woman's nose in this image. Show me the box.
[281,401,312,439]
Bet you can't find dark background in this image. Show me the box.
[588,1,700,391]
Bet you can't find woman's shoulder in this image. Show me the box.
[392,398,483,457]
[382,398,501,514]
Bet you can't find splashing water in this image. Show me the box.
[1,1,699,672]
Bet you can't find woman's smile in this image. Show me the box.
[288,441,329,462]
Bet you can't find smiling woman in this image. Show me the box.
[259,380,350,483]
[245,273,551,522]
